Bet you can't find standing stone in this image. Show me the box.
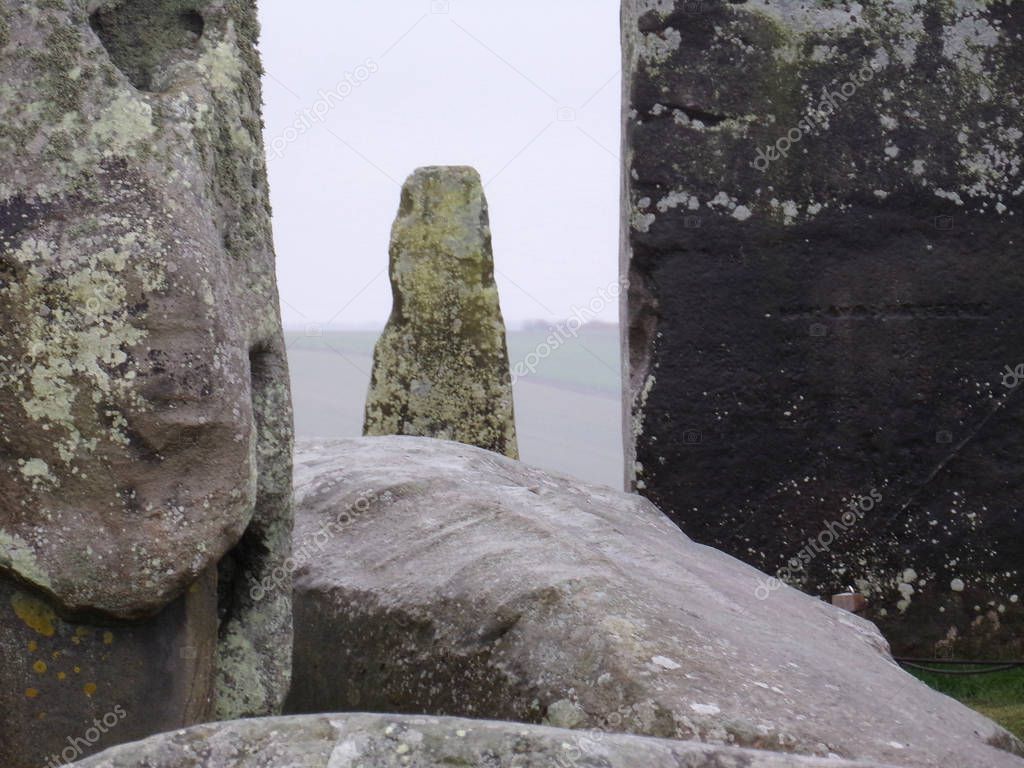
[0,1,293,765]
[622,0,1023,655]
[364,166,518,459]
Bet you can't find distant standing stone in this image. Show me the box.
[364,167,518,459]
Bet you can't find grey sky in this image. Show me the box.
[257,0,621,329]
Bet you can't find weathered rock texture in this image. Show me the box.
[286,437,1023,768]
[74,713,904,768]
[0,1,293,764]
[621,0,1024,655]
[363,166,518,459]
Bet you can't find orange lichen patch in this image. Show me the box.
[36,712,46,720]
[83,682,97,697]
[102,631,114,645]
[32,660,47,674]
[10,594,56,637]
[25,688,39,699]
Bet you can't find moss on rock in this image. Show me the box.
[364,166,518,459]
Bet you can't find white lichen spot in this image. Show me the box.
[690,702,721,716]
[639,27,682,64]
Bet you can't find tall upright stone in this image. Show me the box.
[0,1,293,764]
[622,0,1023,655]
[364,166,518,459]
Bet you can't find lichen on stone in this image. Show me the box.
[364,166,518,459]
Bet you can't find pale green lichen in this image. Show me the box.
[0,531,53,591]
[200,35,242,92]
[2,231,154,464]
[88,91,157,157]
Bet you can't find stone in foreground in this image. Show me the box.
[74,713,903,768]
[621,0,1024,655]
[0,1,293,763]
[287,437,1023,768]
[363,166,518,458]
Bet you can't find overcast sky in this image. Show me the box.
[257,0,621,330]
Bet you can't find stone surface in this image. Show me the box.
[363,166,518,458]
[621,0,1024,655]
[0,0,293,763]
[287,437,1023,768]
[74,713,902,768]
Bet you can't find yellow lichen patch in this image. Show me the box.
[83,682,97,697]
[57,672,66,681]
[25,688,39,699]
[102,631,114,645]
[73,666,81,674]
[32,660,46,674]
[51,650,60,660]
[27,640,38,652]
[10,593,56,637]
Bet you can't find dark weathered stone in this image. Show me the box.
[364,166,518,459]
[0,1,293,763]
[285,437,1023,768]
[622,0,1024,655]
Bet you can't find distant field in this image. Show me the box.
[285,326,624,488]
[910,666,1024,740]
